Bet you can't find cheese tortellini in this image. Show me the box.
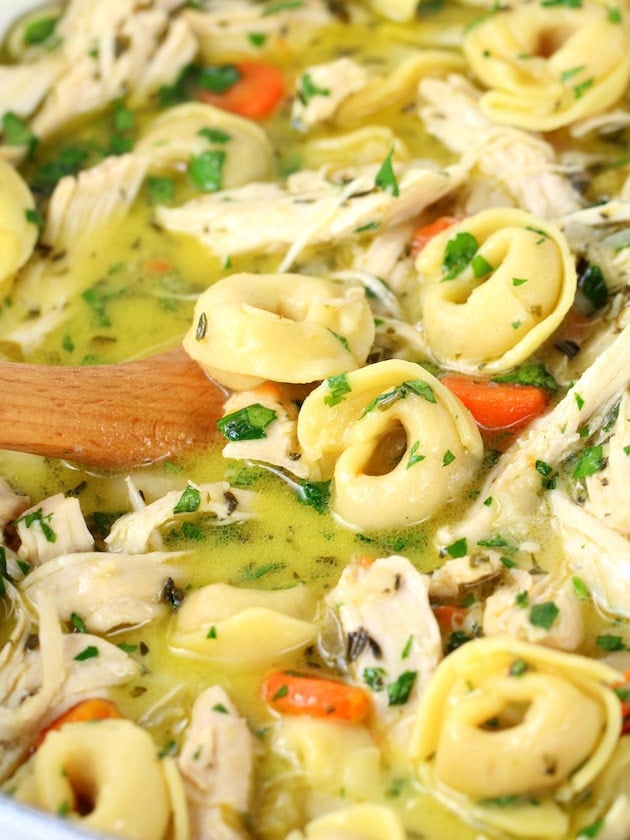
[183,272,375,390]
[11,719,172,840]
[463,1,630,131]
[413,208,576,374]
[170,582,317,665]
[410,636,622,837]
[136,102,274,188]
[0,158,37,296]
[297,359,483,529]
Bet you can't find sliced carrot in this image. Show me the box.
[410,215,461,258]
[34,698,122,749]
[144,258,173,274]
[441,376,548,431]
[432,604,468,634]
[613,669,630,735]
[263,671,371,723]
[196,60,286,120]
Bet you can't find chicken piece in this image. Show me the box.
[43,153,149,254]
[581,390,630,537]
[0,57,67,122]
[429,551,504,601]
[128,15,198,105]
[15,493,94,568]
[292,58,369,132]
[419,74,582,218]
[0,589,137,782]
[221,386,311,479]
[105,481,254,554]
[323,555,442,754]
[155,158,468,266]
[551,491,630,620]
[184,0,332,61]
[482,568,583,651]
[178,685,254,840]
[22,551,186,633]
[437,320,630,551]
[0,477,29,529]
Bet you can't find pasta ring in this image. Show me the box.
[410,636,622,836]
[413,208,576,374]
[184,272,375,390]
[0,158,38,296]
[136,102,274,189]
[31,719,171,840]
[297,359,483,529]
[463,1,630,131]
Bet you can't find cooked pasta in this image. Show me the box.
[183,272,375,390]
[463,1,630,131]
[1,0,630,839]
[411,208,577,373]
[297,359,483,528]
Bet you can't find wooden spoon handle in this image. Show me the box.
[0,347,226,468]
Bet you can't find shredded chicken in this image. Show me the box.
[105,481,255,554]
[292,58,369,131]
[22,551,186,633]
[419,74,583,218]
[323,555,442,754]
[482,568,583,651]
[156,159,468,266]
[178,685,254,840]
[43,153,149,254]
[437,320,630,551]
[0,589,137,782]
[15,493,93,567]
[221,388,311,479]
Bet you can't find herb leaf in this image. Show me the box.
[375,148,399,197]
[492,362,558,391]
[387,671,417,705]
[442,232,478,280]
[217,404,277,441]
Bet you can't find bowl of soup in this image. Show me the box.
[1,1,630,839]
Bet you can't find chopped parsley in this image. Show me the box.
[324,373,352,406]
[529,601,559,630]
[298,73,331,105]
[173,485,202,514]
[74,645,99,661]
[189,150,226,192]
[578,262,608,310]
[406,441,426,469]
[442,231,479,280]
[442,450,456,466]
[24,15,58,45]
[572,445,606,479]
[445,537,468,558]
[362,379,436,416]
[387,671,417,705]
[2,112,37,156]
[262,0,304,14]
[471,253,493,278]
[363,666,387,691]
[492,362,558,391]
[595,634,627,652]
[146,175,175,206]
[17,508,57,543]
[535,459,558,490]
[70,612,88,634]
[295,479,331,514]
[197,127,231,144]
[217,404,277,441]
[375,147,399,197]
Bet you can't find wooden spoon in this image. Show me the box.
[0,346,226,469]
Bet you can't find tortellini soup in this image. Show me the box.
[1,1,630,840]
